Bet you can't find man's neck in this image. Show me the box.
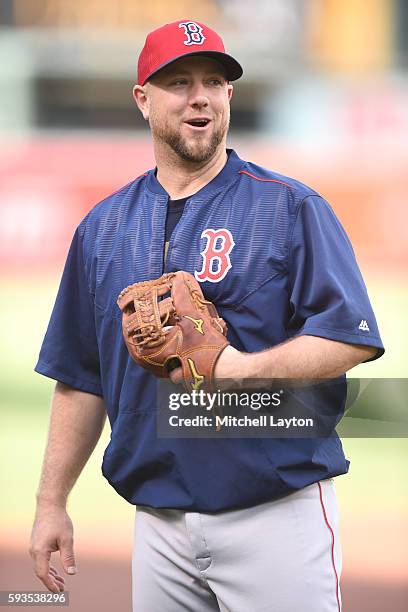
[155,145,228,200]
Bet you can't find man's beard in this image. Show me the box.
[152,118,229,163]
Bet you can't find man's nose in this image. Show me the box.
[188,83,209,108]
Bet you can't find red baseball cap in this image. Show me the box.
[137,20,243,85]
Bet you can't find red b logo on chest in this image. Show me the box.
[195,228,235,283]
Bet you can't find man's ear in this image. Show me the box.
[133,84,149,121]
[227,83,233,101]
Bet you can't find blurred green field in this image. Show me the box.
[1,275,407,537]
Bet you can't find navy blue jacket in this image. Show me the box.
[35,149,384,511]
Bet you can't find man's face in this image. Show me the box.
[136,56,233,164]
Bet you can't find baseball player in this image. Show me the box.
[30,20,384,611]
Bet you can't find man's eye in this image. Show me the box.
[209,79,223,86]
[171,79,188,86]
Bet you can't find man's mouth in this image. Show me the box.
[184,118,211,130]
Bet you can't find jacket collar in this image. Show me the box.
[145,149,246,198]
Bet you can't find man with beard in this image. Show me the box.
[30,20,383,612]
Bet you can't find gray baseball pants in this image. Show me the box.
[132,479,342,611]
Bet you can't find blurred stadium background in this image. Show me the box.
[0,1,407,610]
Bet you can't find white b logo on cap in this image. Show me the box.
[179,22,206,46]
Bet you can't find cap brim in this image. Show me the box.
[143,51,243,84]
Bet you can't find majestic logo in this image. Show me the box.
[179,21,206,46]
[358,320,370,332]
[195,228,235,283]
[184,315,205,335]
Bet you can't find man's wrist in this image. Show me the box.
[237,351,256,379]
[214,345,243,379]
[242,348,277,381]
[36,492,68,510]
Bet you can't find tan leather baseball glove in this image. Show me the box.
[117,271,229,392]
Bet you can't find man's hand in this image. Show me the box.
[29,505,76,593]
